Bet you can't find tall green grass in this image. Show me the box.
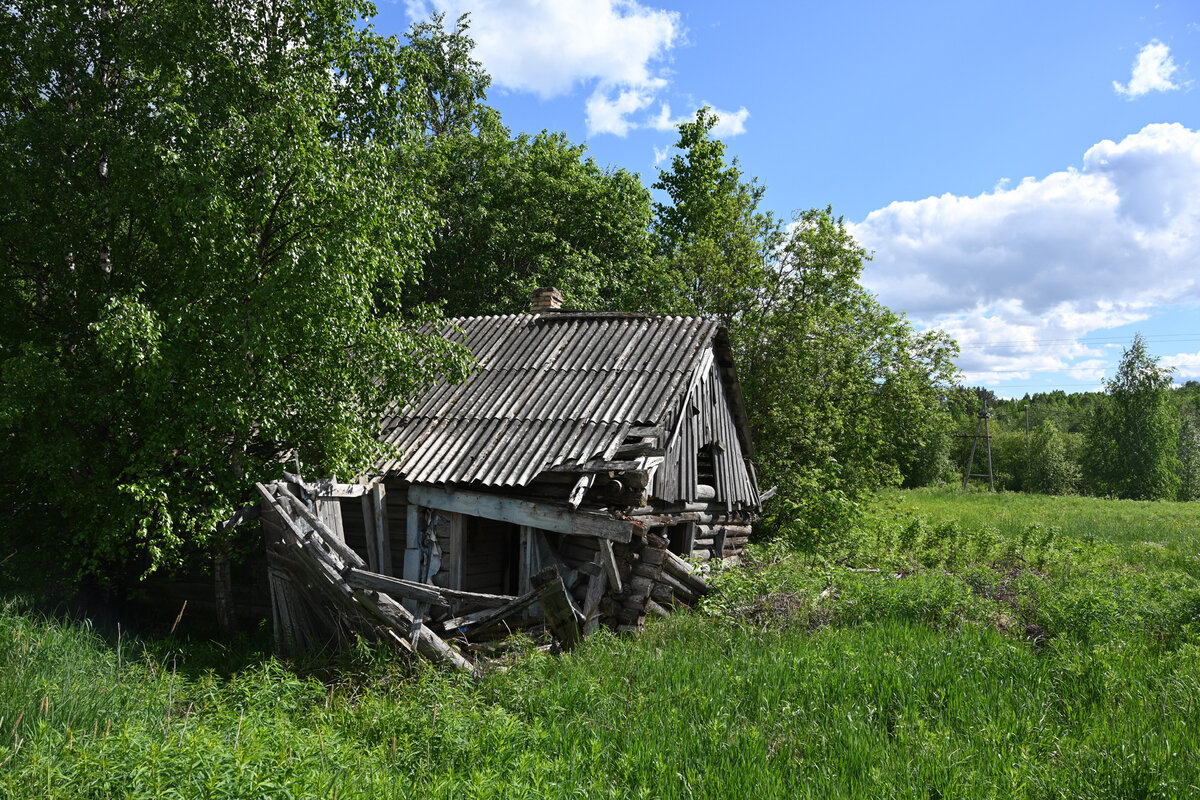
[2,489,1199,798]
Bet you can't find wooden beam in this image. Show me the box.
[407,485,638,543]
[544,460,642,474]
[345,568,445,606]
[221,505,261,529]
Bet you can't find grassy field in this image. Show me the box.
[2,489,1199,798]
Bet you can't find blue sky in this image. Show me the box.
[372,0,1200,397]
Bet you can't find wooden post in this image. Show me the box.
[402,502,420,612]
[444,512,463,590]
[374,483,392,576]
[681,522,696,557]
[361,487,379,573]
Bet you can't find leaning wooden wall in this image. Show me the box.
[655,358,759,511]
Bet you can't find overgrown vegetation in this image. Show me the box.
[3,490,1198,798]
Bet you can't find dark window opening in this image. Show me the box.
[665,522,692,556]
[461,516,521,595]
[697,445,716,486]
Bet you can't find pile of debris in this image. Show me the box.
[257,479,710,673]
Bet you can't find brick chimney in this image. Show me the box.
[530,287,563,312]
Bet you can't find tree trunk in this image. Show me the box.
[214,524,237,636]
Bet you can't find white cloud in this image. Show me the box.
[407,1,749,138]
[1113,40,1181,98]
[409,0,682,136]
[1163,350,1200,381]
[651,103,750,137]
[710,106,749,137]
[586,86,656,136]
[409,0,678,97]
[852,123,1200,385]
[653,145,670,164]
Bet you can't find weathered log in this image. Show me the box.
[662,550,710,596]
[638,547,665,566]
[646,599,671,618]
[655,571,700,605]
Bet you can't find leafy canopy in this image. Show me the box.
[0,0,468,584]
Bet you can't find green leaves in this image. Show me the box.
[650,113,960,537]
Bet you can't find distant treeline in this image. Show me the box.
[941,344,1200,501]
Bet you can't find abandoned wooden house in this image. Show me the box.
[258,288,766,666]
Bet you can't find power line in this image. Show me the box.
[956,333,1200,350]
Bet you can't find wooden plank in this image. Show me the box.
[407,485,638,543]
[276,486,365,569]
[354,589,474,674]
[598,539,623,593]
[255,483,307,545]
[531,567,579,650]
[345,568,446,606]
[316,498,344,543]
[581,567,607,636]
[313,479,369,498]
[437,586,514,609]
[455,580,560,638]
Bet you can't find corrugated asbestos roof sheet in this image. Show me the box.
[379,313,719,487]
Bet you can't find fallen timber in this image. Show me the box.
[257,477,714,672]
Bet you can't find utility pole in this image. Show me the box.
[961,398,995,491]
[1024,403,1030,488]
